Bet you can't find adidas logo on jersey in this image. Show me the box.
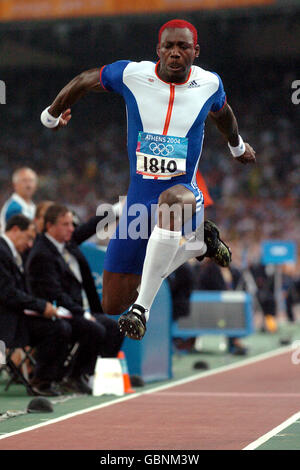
[188,80,200,88]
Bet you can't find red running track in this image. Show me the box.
[1,350,300,450]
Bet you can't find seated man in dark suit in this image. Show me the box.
[0,214,70,396]
[34,200,124,359]
[26,204,123,394]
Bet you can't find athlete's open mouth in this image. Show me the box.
[168,63,183,71]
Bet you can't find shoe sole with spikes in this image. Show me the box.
[118,311,146,340]
[196,220,232,268]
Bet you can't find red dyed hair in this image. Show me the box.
[158,19,198,47]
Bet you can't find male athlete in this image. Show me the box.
[40,19,256,341]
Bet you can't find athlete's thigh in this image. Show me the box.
[158,183,200,229]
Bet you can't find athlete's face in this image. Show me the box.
[156,28,200,83]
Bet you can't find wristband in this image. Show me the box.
[40,106,61,128]
[228,135,246,157]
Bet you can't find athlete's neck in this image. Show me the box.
[156,61,190,84]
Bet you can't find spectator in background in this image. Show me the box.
[0,214,69,396]
[34,199,119,243]
[0,168,38,232]
[33,198,124,362]
[282,264,299,324]
[285,279,299,324]
[34,200,54,234]
[34,201,124,356]
[250,263,277,333]
[26,204,124,394]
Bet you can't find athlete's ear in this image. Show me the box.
[195,44,200,58]
[156,43,161,58]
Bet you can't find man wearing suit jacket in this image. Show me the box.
[33,200,124,358]
[0,214,69,396]
[34,200,124,355]
[26,204,123,394]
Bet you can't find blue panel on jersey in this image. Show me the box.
[210,72,226,112]
[100,60,130,94]
[122,83,144,177]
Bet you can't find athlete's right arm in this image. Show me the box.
[46,68,104,128]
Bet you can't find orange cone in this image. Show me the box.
[117,351,135,393]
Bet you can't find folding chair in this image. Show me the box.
[63,342,80,377]
[0,342,80,395]
[1,346,36,396]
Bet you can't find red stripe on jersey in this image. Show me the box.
[163,84,175,135]
[99,65,108,91]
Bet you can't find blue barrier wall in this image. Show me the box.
[80,242,172,382]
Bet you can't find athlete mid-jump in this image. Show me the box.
[41,19,256,341]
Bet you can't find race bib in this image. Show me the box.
[136,132,188,180]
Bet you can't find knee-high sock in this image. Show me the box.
[135,225,182,319]
[164,233,207,278]
[136,230,207,318]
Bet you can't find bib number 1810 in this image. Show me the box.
[144,156,177,174]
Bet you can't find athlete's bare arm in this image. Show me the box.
[48,68,104,129]
[209,103,256,164]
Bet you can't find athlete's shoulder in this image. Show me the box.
[101,60,155,89]
[102,60,131,75]
[100,60,132,91]
[123,60,156,76]
[191,65,222,86]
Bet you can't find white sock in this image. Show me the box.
[135,225,182,320]
[136,237,206,296]
[164,233,207,278]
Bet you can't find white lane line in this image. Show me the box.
[151,392,300,398]
[142,344,294,395]
[0,345,293,441]
[243,411,300,450]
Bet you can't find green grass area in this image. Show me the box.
[1,321,300,444]
[257,420,300,450]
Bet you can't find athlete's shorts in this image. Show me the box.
[103,182,204,275]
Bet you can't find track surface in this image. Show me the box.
[0,349,299,450]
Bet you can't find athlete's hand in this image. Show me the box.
[235,143,256,164]
[54,108,72,130]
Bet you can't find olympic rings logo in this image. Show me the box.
[149,142,174,156]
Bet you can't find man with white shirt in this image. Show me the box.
[26,204,123,394]
[0,167,38,232]
[0,214,69,396]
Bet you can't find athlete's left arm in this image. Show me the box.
[209,103,256,164]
